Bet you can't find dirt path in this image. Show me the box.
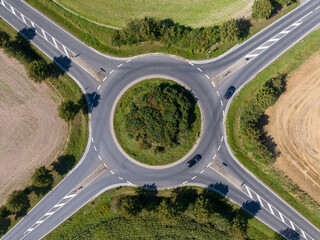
[0,50,67,205]
[265,52,320,203]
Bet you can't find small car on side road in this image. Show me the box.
[224,86,236,99]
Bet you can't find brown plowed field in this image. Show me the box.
[266,52,320,203]
[0,50,67,205]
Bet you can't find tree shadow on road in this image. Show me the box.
[84,92,101,113]
[19,27,36,40]
[280,227,300,240]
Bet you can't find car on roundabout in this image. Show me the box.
[224,86,236,99]
[187,154,202,168]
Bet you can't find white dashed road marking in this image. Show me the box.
[221,136,224,142]
[205,74,210,79]
[118,177,123,180]
[216,91,220,97]
[110,70,114,74]
[188,62,194,66]
[93,93,96,99]
[213,154,216,160]
[93,146,97,151]
[217,145,221,151]
[197,67,202,72]
[98,155,102,160]
[126,59,132,62]
[97,84,101,90]
[207,162,212,167]
[110,170,115,174]
[191,176,197,180]
[211,82,215,87]
[117,64,123,68]
[183,181,188,184]
[91,137,94,143]
[220,100,223,106]
[127,181,132,185]
[222,110,225,118]
[200,170,204,174]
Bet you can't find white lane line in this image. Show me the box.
[300,11,313,21]
[54,203,65,208]
[207,162,212,167]
[110,70,114,74]
[93,146,97,151]
[103,162,108,169]
[110,170,115,174]
[279,212,285,223]
[191,176,197,180]
[63,193,77,199]
[103,76,107,82]
[220,100,223,106]
[256,195,264,208]
[290,220,296,230]
[245,185,253,199]
[93,93,97,99]
[126,181,132,185]
[267,202,274,215]
[97,84,101,90]
[221,136,224,142]
[183,181,188,184]
[188,62,194,66]
[205,74,210,79]
[197,67,203,72]
[216,91,220,96]
[211,82,216,87]
[222,110,225,118]
[300,229,307,239]
[98,155,102,160]
[213,154,216,160]
[200,170,204,174]
[118,177,123,180]
[126,59,132,62]
[44,212,54,216]
[316,6,320,10]
[217,145,221,151]
[91,137,94,143]
[117,64,123,68]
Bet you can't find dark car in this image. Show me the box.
[187,154,202,168]
[224,86,236,99]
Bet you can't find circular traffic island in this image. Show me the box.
[113,78,201,165]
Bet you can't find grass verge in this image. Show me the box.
[226,28,320,229]
[0,18,89,236]
[114,79,201,165]
[25,0,299,59]
[44,186,283,239]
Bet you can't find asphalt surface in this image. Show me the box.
[1,0,320,239]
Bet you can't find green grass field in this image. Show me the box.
[114,79,201,165]
[45,186,282,240]
[226,28,320,229]
[55,0,252,28]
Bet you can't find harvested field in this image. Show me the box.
[265,52,320,203]
[0,49,67,205]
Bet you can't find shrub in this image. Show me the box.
[31,166,52,188]
[0,31,10,47]
[252,0,273,19]
[276,0,295,6]
[6,190,29,213]
[219,19,240,42]
[0,206,9,218]
[58,100,78,121]
[27,59,50,83]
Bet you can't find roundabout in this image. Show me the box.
[1,1,320,239]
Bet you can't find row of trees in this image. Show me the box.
[117,186,258,240]
[240,73,286,161]
[125,84,196,152]
[111,17,250,53]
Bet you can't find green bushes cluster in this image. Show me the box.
[252,0,296,19]
[125,83,195,152]
[111,17,250,53]
[240,73,286,161]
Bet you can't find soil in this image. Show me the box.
[265,52,320,203]
[0,49,67,205]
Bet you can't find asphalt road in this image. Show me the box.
[1,0,320,239]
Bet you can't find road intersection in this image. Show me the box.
[1,0,320,239]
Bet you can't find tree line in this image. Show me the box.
[240,73,286,162]
[111,0,295,53]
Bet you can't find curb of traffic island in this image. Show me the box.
[110,74,204,170]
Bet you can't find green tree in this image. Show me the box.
[219,19,240,42]
[6,190,29,213]
[193,195,209,223]
[157,199,176,225]
[277,0,294,6]
[27,59,50,83]
[58,100,78,121]
[252,0,273,19]
[0,31,10,47]
[229,214,247,240]
[31,166,52,188]
[0,206,9,218]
